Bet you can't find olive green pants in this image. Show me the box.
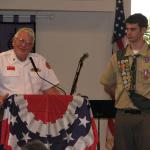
[114,110,150,150]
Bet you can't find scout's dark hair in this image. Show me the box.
[125,13,148,28]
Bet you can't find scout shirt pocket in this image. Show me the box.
[137,61,150,84]
[135,58,150,96]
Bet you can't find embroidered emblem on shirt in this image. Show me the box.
[7,66,15,71]
[118,58,131,90]
[143,69,149,80]
[144,57,150,63]
[46,62,51,69]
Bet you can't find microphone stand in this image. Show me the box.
[70,60,84,95]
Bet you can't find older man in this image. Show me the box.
[0,27,61,104]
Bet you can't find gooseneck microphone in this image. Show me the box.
[70,52,89,95]
[79,53,89,63]
[29,57,66,95]
[30,57,38,72]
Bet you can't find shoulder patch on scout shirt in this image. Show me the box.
[45,62,51,69]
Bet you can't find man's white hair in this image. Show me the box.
[14,27,35,42]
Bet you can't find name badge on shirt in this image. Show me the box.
[4,66,19,76]
[7,66,15,71]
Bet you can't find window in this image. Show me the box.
[131,0,150,18]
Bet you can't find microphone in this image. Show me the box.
[29,57,66,95]
[70,52,89,95]
[30,57,38,72]
[79,53,89,63]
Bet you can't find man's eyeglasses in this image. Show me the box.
[17,38,33,47]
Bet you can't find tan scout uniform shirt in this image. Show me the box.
[100,43,150,109]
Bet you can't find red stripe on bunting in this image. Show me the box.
[24,95,73,123]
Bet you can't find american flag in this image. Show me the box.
[106,0,126,150]
[112,0,126,51]
[0,95,98,150]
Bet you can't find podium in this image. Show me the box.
[0,95,98,150]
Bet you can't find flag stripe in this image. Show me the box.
[112,0,126,51]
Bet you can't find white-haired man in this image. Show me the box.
[0,27,61,107]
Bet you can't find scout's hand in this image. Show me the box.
[0,93,9,106]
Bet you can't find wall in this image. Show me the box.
[36,11,113,100]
